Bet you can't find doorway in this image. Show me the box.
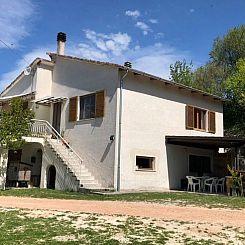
[47,165,56,189]
[52,102,62,133]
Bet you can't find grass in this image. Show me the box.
[0,208,241,244]
[0,188,245,209]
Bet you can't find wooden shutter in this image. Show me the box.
[95,90,105,118]
[186,105,194,129]
[208,111,216,134]
[69,96,78,122]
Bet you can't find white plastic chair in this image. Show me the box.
[186,176,201,192]
[204,177,216,193]
[215,178,225,193]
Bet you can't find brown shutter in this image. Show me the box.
[186,105,194,129]
[95,90,105,118]
[208,111,216,134]
[69,96,78,122]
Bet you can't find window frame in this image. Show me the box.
[135,156,156,171]
[79,93,96,120]
[186,105,215,133]
[193,107,207,131]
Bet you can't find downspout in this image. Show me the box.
[117,69,129,192]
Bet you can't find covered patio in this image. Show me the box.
[165,136,245,193]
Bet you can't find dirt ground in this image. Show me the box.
[0,196,245,227]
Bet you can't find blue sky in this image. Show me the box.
[1,0,245,91]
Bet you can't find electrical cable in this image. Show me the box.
[0,39,30,65]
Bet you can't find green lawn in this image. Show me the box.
[0,208,241,244]
[0,188,245,209]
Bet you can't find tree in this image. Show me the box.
[0,97,34,190]
[193,62,226,96]
[210,25,245,74]
[0,97,34,149]
[224,59,245,136]
[169,60,194,87]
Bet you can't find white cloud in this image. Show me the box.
[149,19,158,24]
[82,29,131,56]
[0,30,190,92]
[0,0,35,48]
[0,47,52,92]
[135,21,152,35]
[125,10,140,19]
[72,30,189,79]
[189,8,195,13]
[126,43,190,79]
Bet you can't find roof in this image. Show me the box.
[33,96,68,105]
[0,58,53,97]
[0,92,35,102]
[48,52,226,102]
[166,136,245,149]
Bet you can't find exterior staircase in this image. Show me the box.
[30,119,102,190]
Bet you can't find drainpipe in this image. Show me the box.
[116,68,129,192]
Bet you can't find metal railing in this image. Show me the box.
[29,119,83,178]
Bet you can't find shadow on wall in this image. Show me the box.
[65,113,103,131]
[166,144,189,190]
[100,141,113,163]
[43,147,79,191]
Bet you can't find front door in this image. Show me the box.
[47,165,56,189]
[52,102,62,133]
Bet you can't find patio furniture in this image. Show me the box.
[215,177,225,193]
[186,176,201,192]
[204,177,217,193]
[196,176,210,192]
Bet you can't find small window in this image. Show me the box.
[136,156,155,170]
[194,108,206,130]
[79,94,96,120]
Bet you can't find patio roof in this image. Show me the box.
[33,96,68,105]
[165,136,245,149]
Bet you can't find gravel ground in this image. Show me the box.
[0,196,245,227]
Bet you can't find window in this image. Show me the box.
[194,107,206,130]
[68,90,105,122]
[189,155,211,176]
[136,156,155,170]
[79,94,96,120]
[186,105,216,133]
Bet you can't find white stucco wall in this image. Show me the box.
[35,65,53,99]
[40,145,80,191]
[2,71,36,97]
[119,73,224,190]
[50,57,118,188]
[0,148,8,189]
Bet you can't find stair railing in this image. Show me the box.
[30,119,83,179]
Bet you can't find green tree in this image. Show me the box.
[224,59,245,136]
[169,60,194,87]
[193,62,226,96]
[210,25,245,74]
[0,97,34,149]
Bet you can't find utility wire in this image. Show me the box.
[0,39,30,65]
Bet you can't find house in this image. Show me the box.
[0,32,245,192]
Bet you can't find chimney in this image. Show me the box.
[124,61,132,68]
[57,32,66,55]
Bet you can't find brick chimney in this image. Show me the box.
[57,32,66,55]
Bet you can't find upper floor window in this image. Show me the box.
[194,107,206,130]
[79,94,95,120]
[186,105,215,133]
[69,90,105,122]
